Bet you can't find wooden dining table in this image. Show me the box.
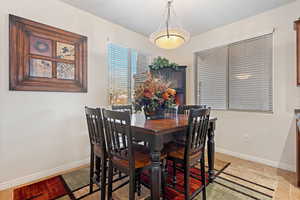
[131,113,217,200]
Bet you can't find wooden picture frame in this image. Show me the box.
[295,19,300,86]
[9,14,87,92]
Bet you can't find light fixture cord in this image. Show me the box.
[166,0,172,38]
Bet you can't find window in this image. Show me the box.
[228,35,273,111]
[196,46,228,109]
[195,34,273,112]
[108,43,151,105]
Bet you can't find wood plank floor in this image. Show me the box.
[0,152,299,200]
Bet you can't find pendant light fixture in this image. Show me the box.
[150,0,190,50]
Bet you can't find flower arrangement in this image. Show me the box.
[134,74,176,119]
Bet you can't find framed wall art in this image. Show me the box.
[9,14,87,92]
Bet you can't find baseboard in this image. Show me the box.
[0,158,89,191]
[216,147,296,172]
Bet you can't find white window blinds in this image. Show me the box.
[195,34,273,112]
[228,34,273,111]
[196,46,228,109]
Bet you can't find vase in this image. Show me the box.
[143,107,165,120]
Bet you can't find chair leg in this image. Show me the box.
[184,165,190,200]
[95,156,101,182]
[129,171,135,200]
[107,160,113,200]
[161,159,167,200]
[134,174,137,194]
[200,155,207,200]
[173,160,177,187]
[100,158,107,200]
[136,173,142,196]
[89,150,94,194]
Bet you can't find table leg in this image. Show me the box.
[150,150,161,200]
[207,120,216,182]
[100,156,107,200]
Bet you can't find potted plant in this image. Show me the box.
[149,56,179,71]
[134,74,176,119]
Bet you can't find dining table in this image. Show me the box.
[131,113,217,200]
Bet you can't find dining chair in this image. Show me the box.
[112,104,133,114]
[85,107,107,200]
[178,105,206,115]
[170,105,206,147]
[166,108,211,200]
[102,109,167,200]
[112,104,149,148]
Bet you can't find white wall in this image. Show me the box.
[166,1,300,171]
[0,0,167,189]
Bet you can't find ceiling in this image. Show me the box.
[61,0,295,37]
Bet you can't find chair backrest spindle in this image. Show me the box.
[102,109,134,167]
[111,105,133,114]
[178,105,207,116]
[85,107,105,147]
[185,108,211,162]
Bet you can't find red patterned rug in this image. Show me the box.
[13,162,274,200]
[141,161,209,200]
[13,176,68,200]
[13,168,96,200]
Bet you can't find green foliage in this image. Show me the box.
[149,56,179,71]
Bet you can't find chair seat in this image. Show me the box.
[166,142,202,161]
[112,144,166,169]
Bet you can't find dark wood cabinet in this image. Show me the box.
[294,20,300,86]
[151,66,187,105]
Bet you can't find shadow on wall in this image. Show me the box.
[278,116,297,185]
[57,113,90,159]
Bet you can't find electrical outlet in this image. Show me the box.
[244,134,250,143]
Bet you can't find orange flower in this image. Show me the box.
[167,88,176,96]
[162,92,169,100]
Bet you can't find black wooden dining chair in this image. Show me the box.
[103,109,167,200]
[85,107,107,200]
[170,105,206,147]
[166,108,211,200]
[178,105,206,115]
[112,104,150,148]
[112,104,133,114]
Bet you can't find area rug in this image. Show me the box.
[13,159,274,200]
[13,168,98,200]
